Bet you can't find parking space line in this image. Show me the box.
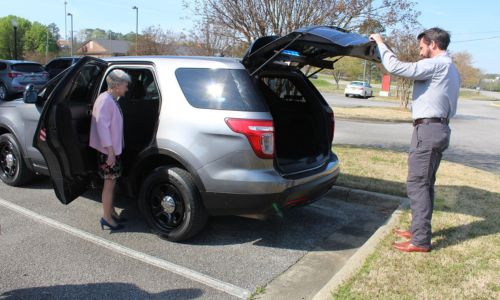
[0,197,251,299]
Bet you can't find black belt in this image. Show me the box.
[413,118,449,127]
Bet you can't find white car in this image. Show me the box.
[344,81,373,98]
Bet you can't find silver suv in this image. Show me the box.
[0,26,380,241]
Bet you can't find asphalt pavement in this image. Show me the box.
[0,175,395,299]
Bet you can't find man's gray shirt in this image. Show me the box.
[378,43,461,120]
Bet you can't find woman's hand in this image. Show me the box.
[106,153,116,167]
[105,147,116,167]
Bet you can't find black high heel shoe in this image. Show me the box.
[112,215,127,223]
[100,217,125,230]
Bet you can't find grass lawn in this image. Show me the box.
[460,90,498,101]
[310,77,346,94]
[331,145,500,299]
[334,106,412,123]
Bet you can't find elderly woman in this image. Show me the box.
[90,69,131,230]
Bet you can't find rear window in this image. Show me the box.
[11,63,45,73]
[175,68,268,111]
[48,59,72,69]
[351,82,364,86]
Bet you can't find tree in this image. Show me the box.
[129,26,179,55]
[47,23,61,41]
[0,15,31,59]
[329,57,364,88]
[188,0,420,45]
[24,22,57,54]
[452,51,481,88]
[188,18,246,57]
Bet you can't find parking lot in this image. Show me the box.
[0,174,396,299]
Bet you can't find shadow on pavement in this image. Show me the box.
[1,284,203,299]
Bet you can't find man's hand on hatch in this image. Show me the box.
[369,33,384,44]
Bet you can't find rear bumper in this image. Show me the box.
[10,82,45,93]
[201,154,340,215]
[344,88,365,96]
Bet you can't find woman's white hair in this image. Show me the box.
[106,69,131,89]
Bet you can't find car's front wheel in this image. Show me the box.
[0,133,34,186]
[138,166,208,242]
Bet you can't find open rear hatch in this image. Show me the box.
[242,25,380,75]
[242,26,380,176]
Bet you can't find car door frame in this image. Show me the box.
[33,56,108,204]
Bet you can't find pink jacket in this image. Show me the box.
[89,92,124,155]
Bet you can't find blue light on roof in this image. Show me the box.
[282,49,301,57]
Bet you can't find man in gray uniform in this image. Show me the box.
[370,28,460,252]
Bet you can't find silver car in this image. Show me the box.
[0,60,49,101]
[0,26,380,241]
[344,81,373,98]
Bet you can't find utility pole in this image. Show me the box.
[363,0,373,83]
[46,27,49,63]
[68,13,73,56]
[64,1,68,41]
[12,18,18,60]
[132,6,139,55]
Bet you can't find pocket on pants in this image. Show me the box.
[408,147,432,182]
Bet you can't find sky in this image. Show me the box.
[2,0,499,73]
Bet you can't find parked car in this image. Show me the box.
[44,57,80,79]
[344,81,373,98]
[0,26,380,241]
[0,60,49,101]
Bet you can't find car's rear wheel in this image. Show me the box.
[0,133,34,186]
[138,166,208,242]
[345,93,349,98]
[0,83,8,101]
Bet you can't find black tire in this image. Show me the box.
[138,166,208,242]
[0,133,34,186]
[345,94,349,98]
[0,83,8,101]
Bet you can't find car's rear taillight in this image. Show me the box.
[7,72,22,79]
[225,118,274,159]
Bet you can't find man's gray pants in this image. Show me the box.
[407,122,451,248]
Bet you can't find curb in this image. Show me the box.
[312,186,410,300]
[491,102,500,108]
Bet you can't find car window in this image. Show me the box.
[11,63,45,73]
[37,68,71,104]
[100,68,160,102]
[0,63,6,71]
[175,68,268,112]
[66,64,103,103]
[260,77,306,103]
[351,82,363,86]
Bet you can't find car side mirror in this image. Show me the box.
[23,84,38,104]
